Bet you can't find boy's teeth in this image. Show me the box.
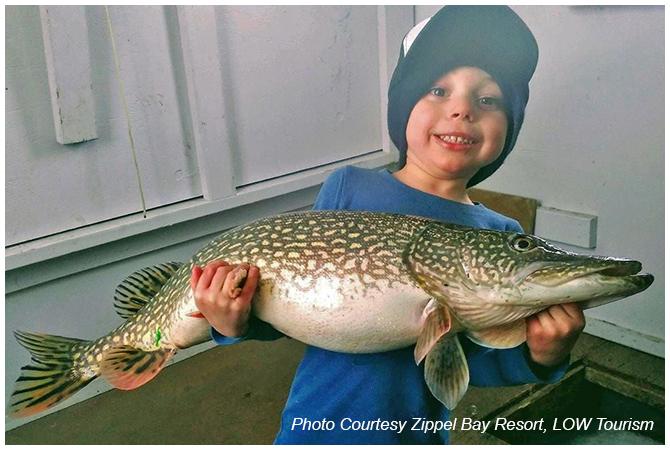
[439,135,475,145]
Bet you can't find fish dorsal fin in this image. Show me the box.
[466,320,527,349]
[414,299,452,364]
[114,262,183,319]
[100,345,177,390]
[424,335,470,410]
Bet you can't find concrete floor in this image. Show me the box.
[5,333,664,445]
[5,337,306,445]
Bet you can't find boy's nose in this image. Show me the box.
[447,97,475,122]
[451,111,473,122]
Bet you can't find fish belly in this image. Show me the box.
[254,276,431,353]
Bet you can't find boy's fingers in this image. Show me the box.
[532,308,554,329]
[198,260,228,290]
[223,264,250,298]
[190,265,203,291]
[547,304,583,325]
[546,304,570,322]
[238,266,260,302]
[210,265,236,292]
[526,315,540,331]
[560,302,584,320]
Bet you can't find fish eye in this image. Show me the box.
[512,236,535,252]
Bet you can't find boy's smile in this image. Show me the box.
[434,132,478,152]
[398,67,508,200]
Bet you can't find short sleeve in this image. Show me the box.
[505,218,524,233]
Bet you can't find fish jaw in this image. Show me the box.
[515,263,654,308]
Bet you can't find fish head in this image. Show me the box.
[406,223,654,311]
[510,235,654,308]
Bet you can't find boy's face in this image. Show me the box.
[405,66,508,183]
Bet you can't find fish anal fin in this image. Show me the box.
[414,299,452,364]
[114,262,183,320]
[466,320,527,349]
[424,335,470,410]
[100,346,177,390]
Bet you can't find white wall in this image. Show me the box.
[5,5,413,429]
[5,6,385,245]
[416,6,664,353]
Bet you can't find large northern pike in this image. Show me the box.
[8,210,653,418]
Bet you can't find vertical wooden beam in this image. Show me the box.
[39,6,98,145]
[177,6,236,201]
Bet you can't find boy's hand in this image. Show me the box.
[190,260,260,338]
[526,303,585,367]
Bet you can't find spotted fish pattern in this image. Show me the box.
[8,210,653,417]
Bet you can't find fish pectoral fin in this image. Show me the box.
[100,345,177,390]
[465,320,527,349]
[414,299,452,364]
[114,262,183,320]
[424,335,470,410]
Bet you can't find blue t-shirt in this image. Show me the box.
[212,166,567,444]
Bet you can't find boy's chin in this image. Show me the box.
[431,163,480,182]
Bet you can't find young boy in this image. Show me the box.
[190,6,585,444]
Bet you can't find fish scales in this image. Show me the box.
[8,210,653,418]
[68,211,430,364]
[183,211,435,352]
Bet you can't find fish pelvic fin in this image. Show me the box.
[424,335,470,410]
[414,299,452,364]
[8,331,93,418]
[465,320,527,349]
[114,262,183,319]
[99,345,177,390]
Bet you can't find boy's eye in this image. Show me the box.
[429,87,447,97]
[478,96,503,109]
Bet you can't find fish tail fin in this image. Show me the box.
[8,330,93,418]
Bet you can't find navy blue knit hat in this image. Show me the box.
[387,6,539,187]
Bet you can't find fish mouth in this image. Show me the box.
[497,258,654,309]
[594,261,642,277]
[525,259,644,284]
[519,259,654,303]
[565,261,653,288]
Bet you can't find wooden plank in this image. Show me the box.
[177,6,236,200]
[467,188,538,234]
[39,6,97,144]
[584,317,664,359]
[585,366,665,411]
